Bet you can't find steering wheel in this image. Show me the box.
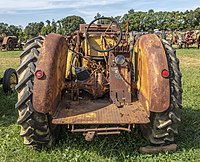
[85,17,122,52]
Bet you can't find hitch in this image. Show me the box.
[70,124,132,141]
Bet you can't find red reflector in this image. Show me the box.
[35,70,44,79]
[161,69,169,78]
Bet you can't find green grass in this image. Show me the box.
[0,48,200,162]
[0,50,21,76]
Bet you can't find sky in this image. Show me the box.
[0,0,199,27]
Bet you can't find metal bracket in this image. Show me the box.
[109,52,132,107]
[70,124,132,141]
[84,131,95,141]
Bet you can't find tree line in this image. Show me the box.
[0,8,199,42]
[121,8,200,32]
[0,15,85,42]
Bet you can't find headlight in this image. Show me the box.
[115,55,125,65]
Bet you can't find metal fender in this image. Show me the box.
[134,34,170,112]
[33,33,68,115]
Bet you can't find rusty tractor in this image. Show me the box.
[0,36,22,51]
[177,31,196,48]
[0,68,18,93]
[171,32,178,45]
[15,17,182,152]
[177,33,185,48]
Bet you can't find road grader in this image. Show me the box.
[15,18,182,153]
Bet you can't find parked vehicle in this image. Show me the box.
[0,36,22,51]
[15,17,182,153]
[0,68,18,93]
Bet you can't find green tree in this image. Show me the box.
[0,23,22,37]
[60,15,85,35]
[56,20,63,34]
[94,13,102,20]
[7,25,22,37]
[121,8,200,32]
[41,19,57,35]
[24,22,44,38]
[0,23,9,36]
[194,7,200,29]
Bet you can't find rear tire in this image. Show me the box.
[140,39,182,145]
[2,68,18,93]
[7,39,14,51]
[15,36,60,149]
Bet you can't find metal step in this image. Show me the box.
[52,99,150,124]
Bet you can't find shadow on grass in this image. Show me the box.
[0,87,18,126]
[54,130,145,161]
[177,107,200,150]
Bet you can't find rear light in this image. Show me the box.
[35,70,44,79]
[161,69,169,78]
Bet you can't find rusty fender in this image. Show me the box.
[33,33,68,115]
[134,34,170,112]
[2,36,17,45]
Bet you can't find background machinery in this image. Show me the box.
[0,68,18,93]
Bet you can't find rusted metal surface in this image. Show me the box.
[70,124,132,141]
[52,99,150,124]
[197,32,200,48]
[1,36,18,50]
[65,54,109,98]
[33,33,68,114]
[2,36,16,45]
[183,31,195,47]
[78,73,109,98]
[109,52,132,107]
[80,24,117,33]
[85,131,95,141]
[71,125,132,133]
[134,34,170,112]
[65,74,109,98]
[83,18,122,53]
[177,31,197,48]
[2,36,10,45]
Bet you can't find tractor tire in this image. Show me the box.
[2,68,18,93]
[7,39,14,51]
[15,36,60,149]
[140,39,182,146]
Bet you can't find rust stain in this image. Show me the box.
[109,52,132,107]
[135,34,170,112]
[52,99,149,124]
[33,33,68,115]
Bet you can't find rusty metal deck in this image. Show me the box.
[52,100,150,124]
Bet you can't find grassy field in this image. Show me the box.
[0,48,200,162]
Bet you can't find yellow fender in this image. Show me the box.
[134,34,170,112]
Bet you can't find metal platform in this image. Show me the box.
[52,100,150,125]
